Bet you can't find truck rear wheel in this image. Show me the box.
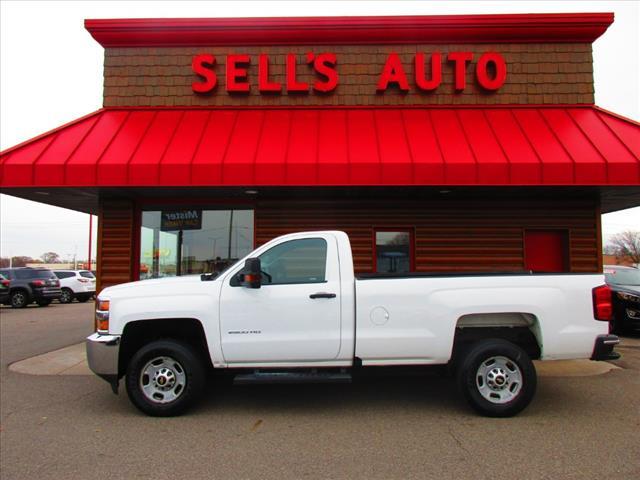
[457,339,536,417]
[125,339,205,417]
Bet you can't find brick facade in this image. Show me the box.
[103,43,594,107]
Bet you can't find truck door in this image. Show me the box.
[219,235,342,363]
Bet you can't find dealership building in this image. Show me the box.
[1,13,638,292]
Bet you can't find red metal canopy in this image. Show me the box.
[1,106,638,188]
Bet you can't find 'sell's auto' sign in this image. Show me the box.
[161,209,203,231]
[191,51,507,95]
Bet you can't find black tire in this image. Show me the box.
[59,288,74,304]
[457,339,536,417]
[10,290,29,308]
[37,299,52,307]
[126,339,206,417]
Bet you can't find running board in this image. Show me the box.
[233,371,352,385]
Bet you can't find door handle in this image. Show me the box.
[309,292,336,299]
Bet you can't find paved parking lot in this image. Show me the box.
[1,303,639,480]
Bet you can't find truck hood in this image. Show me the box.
[99,275,216,299]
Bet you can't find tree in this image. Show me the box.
[10,256,35,267]
[608,230,640,264]
[40,252,61,264]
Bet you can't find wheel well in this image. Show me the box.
[9,287,30,297]
[452,313,542,363]
[118,318,212,378]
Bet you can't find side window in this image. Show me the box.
[55,271,73,279]
[258,238,327,285]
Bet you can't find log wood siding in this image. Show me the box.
[97,199,136,292]
[96,197,600,291]
[103,43,594,107]
[255,200,600,273]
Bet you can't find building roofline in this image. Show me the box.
[84,13,614,47]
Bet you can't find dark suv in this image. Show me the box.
[604,265,640,334]
[0,268,62,308]
[0,274,10,304]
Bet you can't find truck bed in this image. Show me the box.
[354,273,607,365]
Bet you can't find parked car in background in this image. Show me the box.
[0,268,62,308]
[604,265,640,334]
[53,270,96,303]
[0,274,10,304]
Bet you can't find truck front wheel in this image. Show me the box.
[125,339,205,417]
[457,339,536,417]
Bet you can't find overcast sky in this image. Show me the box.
[0,0,638,260]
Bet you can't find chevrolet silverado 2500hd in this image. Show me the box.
[87,231,619,417]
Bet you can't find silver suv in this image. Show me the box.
[53,270,96,304]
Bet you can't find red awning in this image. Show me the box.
[1,106,638,188]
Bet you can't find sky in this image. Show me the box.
[0,0,639,260]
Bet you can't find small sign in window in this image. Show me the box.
[160,209,203,231]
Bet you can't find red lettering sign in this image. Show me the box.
[226,54,250,93]
[191,54,217,93]
[415,52,442,91]
[447,52,473,91]
[376,53,409,92]
[476,52,507,90]
[191,51,506,96]
[313,53,338,93]
[258,54,281,93]
[286,53,309,92]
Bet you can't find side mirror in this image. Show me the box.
[238,258,261,289]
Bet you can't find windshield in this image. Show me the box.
[604,268,640,286]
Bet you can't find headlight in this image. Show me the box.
[95,299,110,333]
[617,292,640,303]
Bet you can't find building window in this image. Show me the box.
[375,230,413,273]
[524,229,569,273]
[140,209,254,279]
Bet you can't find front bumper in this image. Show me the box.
[86,333,121,393]
[591,334,621,361]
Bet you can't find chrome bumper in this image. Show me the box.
[86,333,121,393]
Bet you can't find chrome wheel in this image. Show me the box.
[140,356,187,404]
[11,291,27,308]
[60,288,73,304]
[475,355,523,404]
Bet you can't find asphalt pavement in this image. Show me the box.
[1,303,639,480]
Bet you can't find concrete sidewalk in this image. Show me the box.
[9,343,92,376]
[8,342,622,377]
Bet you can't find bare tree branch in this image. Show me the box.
[608,230,640,264]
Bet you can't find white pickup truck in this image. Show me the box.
[87,231,619,417]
